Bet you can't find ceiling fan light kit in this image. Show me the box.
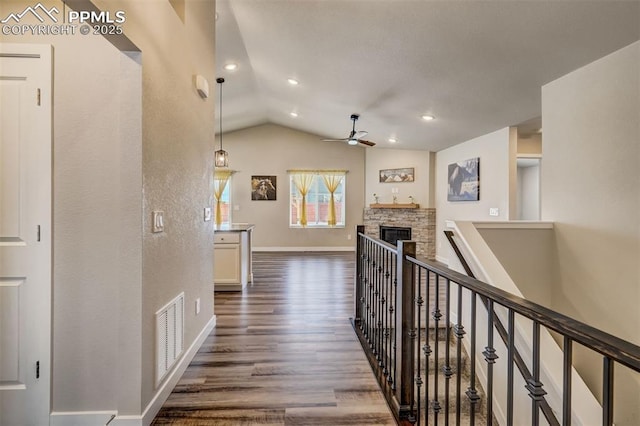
[322,113,377,147]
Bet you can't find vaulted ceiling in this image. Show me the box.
[215,0,639,151]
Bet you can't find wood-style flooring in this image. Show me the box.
[152,252,396,425]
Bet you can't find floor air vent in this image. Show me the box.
[156,292,184,385]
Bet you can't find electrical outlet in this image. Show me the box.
[347,234,352,240]
[195,298,201,315]
[204,207,212,222]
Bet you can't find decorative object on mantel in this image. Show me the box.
[448,157,480,201]
[392,195,397,204]
[214,77,229,168]
[408,195,414,204]
[373,193,379,204]
[379,167,414,183]
[370,203,420,209]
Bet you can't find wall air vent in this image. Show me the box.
[156,292,184,385]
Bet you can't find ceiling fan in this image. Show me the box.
[322,114,376,147]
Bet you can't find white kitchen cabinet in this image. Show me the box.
[213,224,254,291]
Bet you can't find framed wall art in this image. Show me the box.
[251,176,277,200]
[379,167,415,183]
[447,158,479,201]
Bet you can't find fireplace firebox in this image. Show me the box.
[379,226,412,246]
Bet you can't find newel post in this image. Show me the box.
[395,240,417,421]
[354,225,365,324]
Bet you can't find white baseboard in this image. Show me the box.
[436,255,449,264]
[50,314,217,426]
[50,411,117,426]
[139,314,216,425]
[253,246,355,252]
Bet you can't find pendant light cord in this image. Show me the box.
[217,77,225,150]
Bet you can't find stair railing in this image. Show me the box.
[352,225,640,425]
[444,230,559,425]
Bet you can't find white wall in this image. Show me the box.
[224,123,365,249]
[517,161,540,220]
[542,41,640,425]
[435,127,517,262]
[365,148,432,207]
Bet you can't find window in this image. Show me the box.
[289,170,346,228]
[213,170,233,226]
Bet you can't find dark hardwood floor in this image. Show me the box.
[153,252,396,425]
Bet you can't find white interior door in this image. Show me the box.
[0,44,52,426]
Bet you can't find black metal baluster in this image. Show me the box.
[526,321,546,426]
[362,239,367,336]
[603,357,614,426]
[424,270,432,424]
[373,244,379,357]
[382,249,390,381]
[483,299,498,426]
[416,267,424,426]
[432,274,442,422]
[367,240,374,344]
[391,261,398,391]
[563,336,573,426]
[466,291,480,425]
[377,249,386,371]
[444,278,452,426]
[454,283,465,425]
[507,310,515,426]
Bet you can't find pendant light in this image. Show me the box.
[214,77,229,168]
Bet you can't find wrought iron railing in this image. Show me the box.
[352,226,640,425]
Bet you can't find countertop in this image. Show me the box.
[214,223,255,232]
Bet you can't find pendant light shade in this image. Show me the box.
[215,77,229,168]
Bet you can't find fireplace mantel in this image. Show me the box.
[369,203,420,209]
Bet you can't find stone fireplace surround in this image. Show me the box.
[363,207,436,260]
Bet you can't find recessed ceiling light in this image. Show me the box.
[287,78,299,86]
[224,63,238,71]
[388,138,397,143]
[290,112,298,118]
[421,114,435,121]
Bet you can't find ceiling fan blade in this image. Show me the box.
[322,138,349,142]
[354,130,368,139]
[358,139,376,147]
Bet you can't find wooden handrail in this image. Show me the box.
[404,253,640,372]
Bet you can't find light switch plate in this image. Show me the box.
[489,207,500,217]
[152,211,164,233]
[204,207,212,222]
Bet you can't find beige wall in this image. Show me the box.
[97,0,217,410]
[542,41,640,424]
[365,148,433,207]
[1,0,217,418]
[435,127,518,262]
[477,227,555,306]
[517,133,542,155]
[224,123,365,249]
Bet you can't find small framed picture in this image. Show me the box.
[379,167,415,183]
[251,176,277,200]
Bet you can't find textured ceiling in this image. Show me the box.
[215,0,639,151]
